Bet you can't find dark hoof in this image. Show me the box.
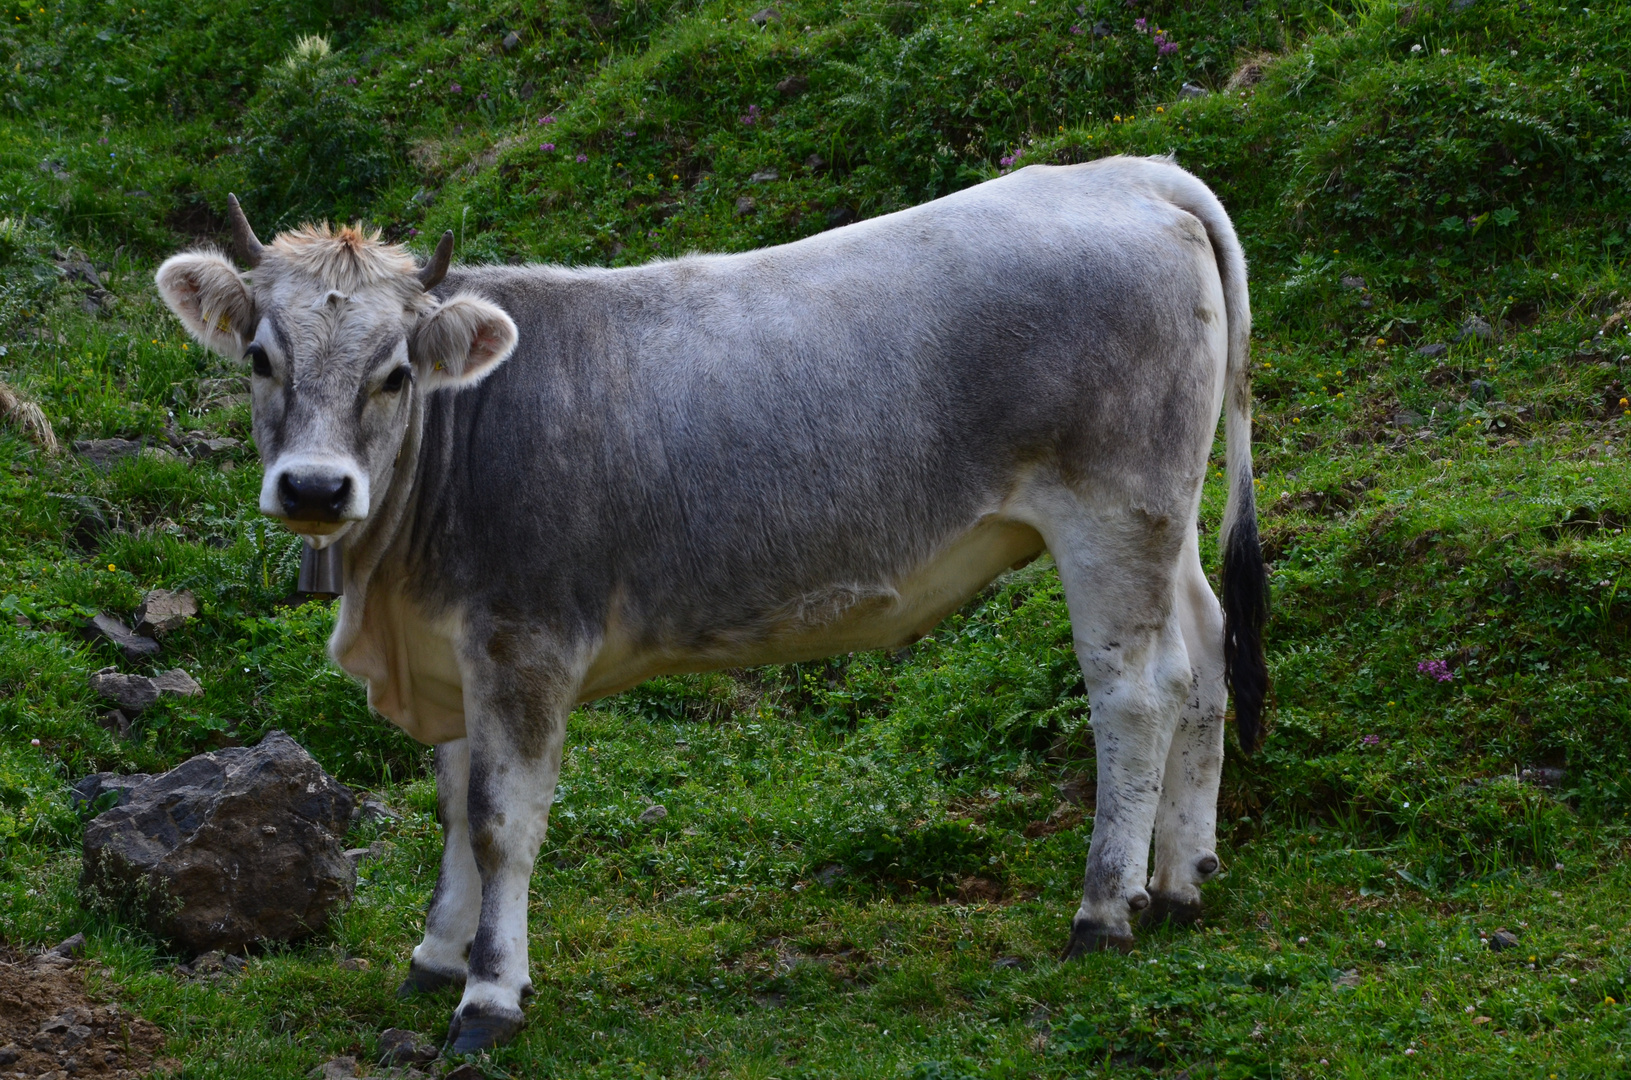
[446,1001,525,1054]
[1139,893,1204,930]
[1060,919,1134,961]
[396,959,465,999]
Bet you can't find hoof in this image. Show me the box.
[1139,893,1204,930]
[1060,918,1135,961]
[396,958,465,999]
[446,1001,525,1054]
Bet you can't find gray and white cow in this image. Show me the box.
[156,154,1268,1052]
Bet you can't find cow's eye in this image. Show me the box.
[246,344,272,378]
[382,366,411,393]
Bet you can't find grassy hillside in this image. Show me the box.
[2,0,1630,1075]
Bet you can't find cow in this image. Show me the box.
[155,154,1268,1052]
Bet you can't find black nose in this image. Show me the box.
[277,472,353,521]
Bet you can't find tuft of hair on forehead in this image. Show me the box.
[264,221,421,294]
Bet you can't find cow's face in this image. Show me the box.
[156,205,516,546]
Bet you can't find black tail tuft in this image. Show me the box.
[1222,475,1270,754]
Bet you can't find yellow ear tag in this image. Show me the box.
[215,314,232,333]
[434,361,445,371]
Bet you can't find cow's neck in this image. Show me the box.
[327,390,429,671]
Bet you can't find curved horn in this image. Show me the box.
[226,193,264,268]
[418,231,455,290]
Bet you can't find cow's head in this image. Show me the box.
[155,196,517,546]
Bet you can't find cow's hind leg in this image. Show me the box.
[1040,500,1192,958]
[445,632,577,1054]
[1143,532,1226,929]
[400,738,482,996]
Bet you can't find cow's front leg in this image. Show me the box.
[400,739,481,995]
[445,634,579,1054]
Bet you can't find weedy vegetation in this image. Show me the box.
[2,0,1630,1075]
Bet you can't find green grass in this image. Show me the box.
[3,0,1631,1074]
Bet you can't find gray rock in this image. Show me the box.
[71,772,151,811]
[152,667,203,697]
[72,438,144,471]
[734,196,757,216]
[1468,378,1495,403]
[776,74,809,96]
[813,864,846,886]
[1487,928,1520,951]
[352,795,402,827]
[445,1065,482,1080]
[345,840,394,866]
[1392,409,1425,429]
[748,169,779,184]
[135,588,199,637]
[1416,342,1449,359]
[1457,315,1495,342]
[56,493,109,550]
[48,933,87,958]
[1520,765,1566,788]
[637,804,668,824]
[83,613,162,660]
[1091,19,1111,36]
[1340,275,1367,291]
[501,30,521,53]
[185,436,241,459]
[803,153,827,172]
[1178,82,1208,99]
[378,1028,438,1067]
[309,1057,359,1080]
[0,1046,18,1065]
[89,667,159,713]
[195,376,250,413]
[991,955,1028,970]
[97,709,132,738]
[80,730,356,954]
[750,6,779,23]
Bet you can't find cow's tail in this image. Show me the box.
[1155,158,1270,753]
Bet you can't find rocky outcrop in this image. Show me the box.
[80,731,355,954]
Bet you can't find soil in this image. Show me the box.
[0,946,168,1079]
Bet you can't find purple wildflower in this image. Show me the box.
[1070,23,1082,33]
[450,82,462,94]
[1134,16,1147,31]
[741,104,761,125]
[541,142,556,151]
[1362,734,1380,746]
[408,227,420,237]
[539,114,557,125]
[479,92,489,100]
[576,153,588,162]
[624,130,636,138]
[346,76,357,85]
[1158,38,1178,55]
[1417,659,1453,682]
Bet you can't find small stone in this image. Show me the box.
[1488,928,1520,951]
[748,168,779,184]
[1467,378,1495,402]
[734,196,757,217]
[750,6,778,24]
[991,956,1027,970]
[501,30,521,53]
[1457,315,1495,342]
[776,74,809,96]
[89,668,160,714]
[378,1028,439,1067]
[98,709,133,738]
[1091,19,1111,36]
[1416,342,1449,358]
[1178,81,1208,99]
[0,1046,17,1065]
[1340,275,1367,291]
[337,957,371,971]
[308,1056,360,1080]
[445,1065,482,1080]
[803,153,827,172]
[352,795,402,827]
[151,667,203,697]
[72,438,144,471]
[824,205,857,229]
[134,589,199,637]
[638,804,668,824]
[84,613,162,660]
[1393,408,1425,429]
[49,933,87,958]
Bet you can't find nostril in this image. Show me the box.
[328,476,352,513]
[277,473,302,517]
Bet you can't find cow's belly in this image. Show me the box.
[578,516,1045,700]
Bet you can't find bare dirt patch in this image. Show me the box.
[0,946,168,1079]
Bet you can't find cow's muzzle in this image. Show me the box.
[278,472,353,522]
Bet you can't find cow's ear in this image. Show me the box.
[155,251,256,358]
[411,293,519,390]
